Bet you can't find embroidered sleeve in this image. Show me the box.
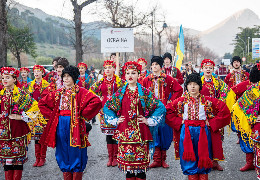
[144,89,166,126]
[89,80,102,97]
[103,89,122,125]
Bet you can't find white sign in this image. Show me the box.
[252,38,260,59]
[101,28,134,53]
[222,59,230,65]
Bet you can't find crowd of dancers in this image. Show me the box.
[0,53,260,180]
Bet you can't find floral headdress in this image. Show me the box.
[137,58,147,65]
[123,61,142,74]
[103,60,116,68]
[33,65,45,74]
[77,62,88,69]
[201,59,215,68]
[20,67,30,72]
[1,67,20,77]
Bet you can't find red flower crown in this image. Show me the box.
[103,60,116,68]
[201,59,215,68]
[33,65,45,74]
[1,67,20,77]
[137,58,147,65]
[77,62,88,69]
[123,61,142,74]
[20,67,30,72]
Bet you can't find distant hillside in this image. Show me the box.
[8,1,110,41]
[200,8,260,56]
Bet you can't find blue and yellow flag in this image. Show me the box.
[174,25,184,69]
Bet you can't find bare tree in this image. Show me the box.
[70,0,97,65]
[0,0,7,66]
[102,0,153,28]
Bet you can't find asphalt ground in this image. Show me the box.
[0,121,257,180]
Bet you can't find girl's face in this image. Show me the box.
[125,69,138,85]
[20,70,29,78]
[104,65,114,76]
[2,74,16,88]
[78,66,86,75]
[201,65,214,76]
[33,69,43,79]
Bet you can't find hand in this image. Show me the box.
[256,115,260,123]
[100,96,104,101]
[138,115,148,125]
[206,121,210,126]
[9,114,22,120]
[118,116,125,124]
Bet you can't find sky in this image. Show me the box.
[13,0,260,31]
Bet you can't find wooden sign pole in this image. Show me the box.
[116,52,119,76]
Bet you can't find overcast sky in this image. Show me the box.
[14,0,260,31]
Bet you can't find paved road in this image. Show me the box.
[0,122,257,180]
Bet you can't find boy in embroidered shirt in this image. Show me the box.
[166,73,230,180]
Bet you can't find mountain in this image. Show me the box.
[8,0,110,39]
[200,8,260,56]
[8,1,260,57]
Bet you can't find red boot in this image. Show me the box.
[33,143,41,167]
[112,144,118,167]
[161,150,169,168]
[38,145,47,167]
[149,147,162,168]
[107,144,113,167]
[199,174,208,180]
[4,170,14,180]
[63,172,73,180]
[13,170,23,180]
[212,160,223,171]
[188,174,199,180]
[240,153,255,171]
[73,172,83,180]
[126,178,136,180]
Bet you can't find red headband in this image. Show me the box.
[77,62,88,69]
[137,58,147,65]
[1,67,20,77]
[33,65,45,74]
[103,60,116,68]
[201,59,215,68]
[20,67,30,72]
[123,61,142,74]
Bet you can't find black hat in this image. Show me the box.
[163,52,172,63]
[221,62,224,65]
[62,65,80,84]
[185,73,202,91]
[57,58,69,68]
[249,65,260,83]
[151,56,164,68]
[231,56,242,66]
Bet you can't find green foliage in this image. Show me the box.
[35,56,52,65]
[233,26,260,64]
[7,23,37,67]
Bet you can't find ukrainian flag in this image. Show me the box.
[174,25,184,69]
